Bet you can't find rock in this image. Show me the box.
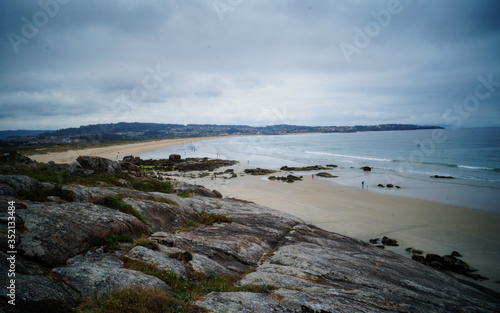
[451,250,463,257]
[412,255,426,263]
[316,172,337,178]
[369,238,379,244]
[76,156,122,174]
[224,169,234,173]
[52,260,169,298]
[413,249,424,255]
[386,184,394,188]
[17,201,148,266]
[122,155,142,164]
[381,236,399,246]
[118,178,131,187]
[212,189,223,198]
[326,164,338,167]
[432,175,454,179]
[173,181,223,199]
[361,166,372,171]
[120,162,141,176]
[0,174,45,195]
[244,168,275,175]
[268,175,303,183]
[280,165,329,171]
[126,246,189,276]
[199,223,500,313]
[169,154,182,160]
[426,253,444,263]
[378,184,385,187]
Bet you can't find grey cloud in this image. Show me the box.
[1,0,499,130]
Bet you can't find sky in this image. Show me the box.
[1,0,500,131]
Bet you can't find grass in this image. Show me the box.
[197,212,232,225]
[135,239,160,251]
[104,195,148,225]
[18,185,67,202]
[123,259,277,304]
[177,190,191,198]
[79,286,207,313]
[104,233,133,252]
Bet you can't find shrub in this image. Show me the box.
[131,179,174,193]
[104,233,133,252]
[136,239,160,251]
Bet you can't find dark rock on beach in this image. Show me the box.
[361,166,372,171]
[381,236,399,246]
[280,165,328,171]
[316,172,337,178]
[244,168,275,175]
[432,175,454,179]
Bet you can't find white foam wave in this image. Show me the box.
[304,151,392,162]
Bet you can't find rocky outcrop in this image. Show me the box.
[316,172,337,178]
[76,156,122,174]
[361,166,372,171]
[16,201,148,266]
[119,161,142,176]
[172,181,223,199]
[52,257,169,298]
[280,165,328,171]
[0,174,46,197]
[244,168,276,175]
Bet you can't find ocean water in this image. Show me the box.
[140,127,500,211]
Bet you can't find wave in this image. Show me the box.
[391,160,500,172]
[304,151,392,162]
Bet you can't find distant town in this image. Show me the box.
[0,122,443,148]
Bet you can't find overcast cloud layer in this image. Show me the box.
[1,0,499,130]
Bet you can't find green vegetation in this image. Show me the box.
[177,190,191,198]
[169,251,193,263]
[104,195,148,225]
[111,259,277,309]
[268,175,303,183]
[104,233,133,252]
[18,185,66,202]
[131,179,174,193]
[326,164,338,168]
[316,172,337,178]
[135,239,160,251]
[197,212,232,225]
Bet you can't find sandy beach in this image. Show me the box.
[169,162,500,292]
[27,137,228,164]
[28,141,500,292]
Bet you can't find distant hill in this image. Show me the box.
[0,130,52,139]
[1,122,443,146]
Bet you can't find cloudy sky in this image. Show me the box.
[1,0,499,130]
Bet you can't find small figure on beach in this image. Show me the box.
[312,174,314,179]
[362,181,364,189]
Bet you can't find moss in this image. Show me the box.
[177,190,191,198]
[197,212,232,225]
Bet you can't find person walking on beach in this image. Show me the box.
[312,174,314,179]
[362,181,364,189]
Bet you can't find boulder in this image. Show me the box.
[381,236,399,246]
[120,161,141,176]
[362,166,372,171]
[122,155,142,164]
[76,156,122,174]
[0,174,45,195]
[52,260,169,298]
[169,154,182,160]
[17,201,148,266]
[316,172,337,178]
[244,168,275,175]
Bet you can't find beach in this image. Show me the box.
[163,162,500,292]
[27,136,227,164]
[28,137,500,292]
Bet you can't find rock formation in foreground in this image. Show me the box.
[0,155,499,312]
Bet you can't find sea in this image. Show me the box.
[140,127,500,212]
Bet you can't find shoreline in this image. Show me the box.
[28,140,500,292]
[26,136,241,164]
